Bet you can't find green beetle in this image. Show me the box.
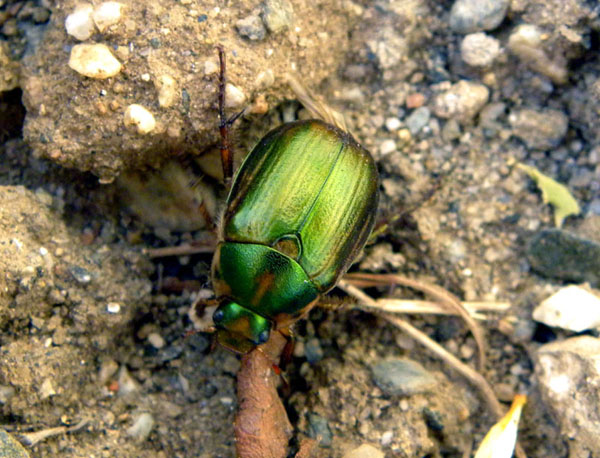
[211,118,379,353]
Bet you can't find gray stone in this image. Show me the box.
[535,336,600,457]
[0,429,30,458]
[371,358,437,396]
[406,107,431,134]
[460,33,500,67]
[236,14,266,41]
[527,229,600,287]
[306,413,332,447]
[305,338,324,364]
[262,0,293,33]
[433,80,489,123]
[449,0,509,34]
[509,108,568,150]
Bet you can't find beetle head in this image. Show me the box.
[212,301,272,353]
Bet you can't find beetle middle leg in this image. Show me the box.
[217,46,245,184]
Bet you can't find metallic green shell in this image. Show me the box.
[221,119,379,293]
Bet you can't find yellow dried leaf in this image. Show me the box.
[517,163,580,227]
[474,394,527,458]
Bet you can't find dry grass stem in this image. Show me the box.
[360,298,510,319]
[19,418,89,447]
[343,273,487,369]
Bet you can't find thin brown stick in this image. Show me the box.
[343,273,487,370]
[144,241,216,258]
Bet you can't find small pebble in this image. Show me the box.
[65,3,94,41]
[106,302,121,313]
[433,80,489,123]
[155,74,177,108]
[306,413,332,447]
[255,69,275,89]
[98,358,119,384]
[204,60,218,75]
[460,32,500,67]
[117,366,140,397]
[236,14,266,41]
[371,358,437,396]
[124,104,156,134]
[533,285,600,332]
[509,108,568,150]
[406,93,426,109]
[93,2,123,32]
[379,139,397,156]
[380,430,393,446]
[127,413,154,441]
[39,378,56,399]
[406,107,431,134]
[343,444,385,458]
[147,332,165,349]
[384,117,401,131]
[304,338,324,364]
[0,385,15,404]
[262,0,294,33]
[225,83,246,108]
[69,265,92,284]
[68,44,122,79]
[449,0,509,34]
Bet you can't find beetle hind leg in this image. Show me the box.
[216,46,246,184]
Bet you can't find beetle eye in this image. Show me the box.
[213,309,225,323]
[258,329,270,344]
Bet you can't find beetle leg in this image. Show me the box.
[277,328,295,370]
[217,45,235,183]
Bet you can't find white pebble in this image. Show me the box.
[460,32,500,67]
[533,285,600,332]
[147,332,165,349]
[255,69,275,89]
[155,74,177,107]
[68,43,122,79]
[204,60,218,75]
[379,139,397,155]
[127,413,154,441]
[225,83,246,108]
[39,378,56,399]
[93,2,123,32]
[117,366,140,397]
[39,246,48,256]
[140,73,150,82]
[106,302,121,313]
[385,117,401,131]
[380,430,394,446]
[124,104,156,134]
[65,3,94,41]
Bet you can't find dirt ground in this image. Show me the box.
[1,0,600,457]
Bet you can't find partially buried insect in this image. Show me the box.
[208,47,379,353]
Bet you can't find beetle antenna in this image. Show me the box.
[217,45,234,184]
